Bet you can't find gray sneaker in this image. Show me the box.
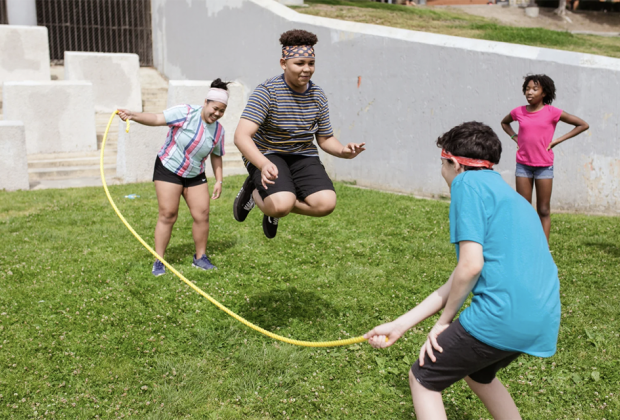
[192,254,216,270]
[152,260,165,276]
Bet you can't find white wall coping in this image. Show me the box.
[64,51,140,59]
[251,0,620,72]
[3,81,92,86]
[0,121,25,126]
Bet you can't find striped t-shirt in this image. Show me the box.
[240,74,333,164]
[159,105,225,178]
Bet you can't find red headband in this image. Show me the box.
[441,149,494,169]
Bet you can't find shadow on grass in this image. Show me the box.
[239,287,339,326]
[163,238,237,262]
[583,241,620,258]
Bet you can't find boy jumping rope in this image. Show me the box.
[233,29,365,238]
[364,122,561,420]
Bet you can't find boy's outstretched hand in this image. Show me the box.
[340,142,366,159]
[418,322,450,366]
[364,321,406,349]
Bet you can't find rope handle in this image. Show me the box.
[100,110,387,347]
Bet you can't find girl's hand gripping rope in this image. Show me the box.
[364,321,405,349]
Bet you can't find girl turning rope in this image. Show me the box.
[117,79,230,275]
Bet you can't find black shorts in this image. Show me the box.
[152,156,207,188]
[411,319,521,392]
[247,154,335,200]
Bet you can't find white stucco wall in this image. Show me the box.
[6,0,37,26]
[64,52,142,113]
[3,81,97,154]
[0,25,51,83]
[151,0,620,214]
[116,121,168,183]
[0,121,29,191]
[166,80,247,148]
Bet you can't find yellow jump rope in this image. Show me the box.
[100,110,371,347]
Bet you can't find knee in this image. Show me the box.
[316,199,336,216]
[264,197,294,218]
[537,205,551,218]
[268,206,291,218]
[192,209,210,224]
[158,210,178,224]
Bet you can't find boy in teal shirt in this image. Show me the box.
[364,122,561,420]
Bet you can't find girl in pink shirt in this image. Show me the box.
[501,74,588,242]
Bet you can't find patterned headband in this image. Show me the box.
[282,45,315,60]
[441,149,494,169]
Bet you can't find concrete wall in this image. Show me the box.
[116,121,168,183]
[6,0,37,26]
[0,25,51,83]
[0,121,29,191]
[151,0,620,214]
[166,80,247,147]
[64,52,142,112]
[3,81,97,154]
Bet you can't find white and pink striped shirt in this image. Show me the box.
[159,105,225,178]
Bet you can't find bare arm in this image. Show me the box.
[364,272,454,347]
[365,241,483,350]
[501,113,518,146]
[234,118,278,189]
[210,154,223,199]
[316,135,366,159]
[548,111,589,150]
[117,109,167,126]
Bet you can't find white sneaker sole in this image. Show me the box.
[192,263,216,270]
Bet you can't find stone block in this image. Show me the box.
[116,120,167,183]
[166,80,246,144]
[0,121,29,191]
[0,25,51,83]
[525,6,539,17]
[3,81,97,155]
[64,52,142,113]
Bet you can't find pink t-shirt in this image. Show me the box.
[510,105,563,167]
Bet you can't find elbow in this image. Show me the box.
[583,123,590,131]
[457,260,484,279]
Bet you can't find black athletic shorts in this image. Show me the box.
[247,154,335,200]
[152,156,207,188]
[411,319,521,392]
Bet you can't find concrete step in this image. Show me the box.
[28,154,116,169]
[30,176,123,190]
[29,164,117,181]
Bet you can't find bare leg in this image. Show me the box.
[534,178,553,243]
[515,176,534,203]
[465,376,521,420]
[291,190,337,217]
[154,181,183,259]
[252,190,296,218]
[409,370,447,420]
[182,182,211,257]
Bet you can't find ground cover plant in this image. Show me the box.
[1,176,619,419]
[296,0,620,59]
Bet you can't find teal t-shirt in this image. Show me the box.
[451,170,561,358]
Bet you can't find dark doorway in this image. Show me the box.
[35,0,153,66]
[0,0,8,25]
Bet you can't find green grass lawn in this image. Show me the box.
[296,0,620,59]
[1,176,619,419]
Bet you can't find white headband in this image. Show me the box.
[206,87,229,105]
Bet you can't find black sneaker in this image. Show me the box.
[233,176,255,222]
[263,214,279,239]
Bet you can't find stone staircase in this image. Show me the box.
[16,66,245,190]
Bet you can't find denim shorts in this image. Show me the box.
[516,163,554,179]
